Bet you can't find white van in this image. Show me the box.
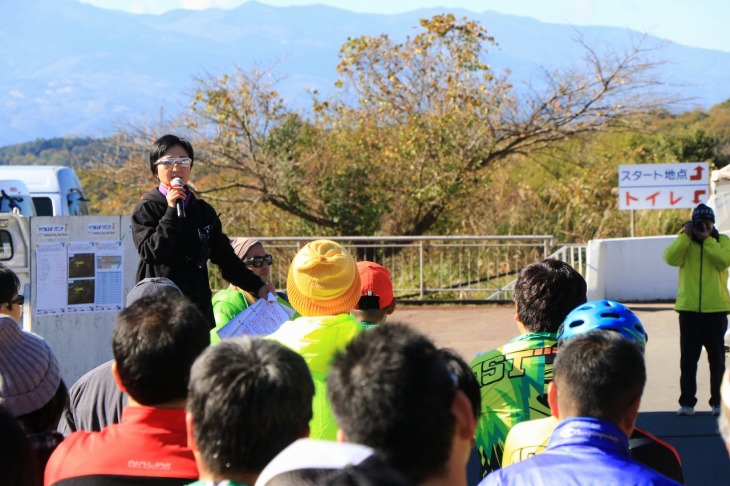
[0,166,89,216]
[0,180,36,217]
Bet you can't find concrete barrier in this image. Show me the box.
[586,235,680,301]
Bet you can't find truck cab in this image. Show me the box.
[0,166,89,216]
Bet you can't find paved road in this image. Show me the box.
[395,302,729,486]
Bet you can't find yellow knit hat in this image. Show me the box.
[287,240,361,317]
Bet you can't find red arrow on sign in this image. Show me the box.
[693,190,707,203]
[690,166,704,181]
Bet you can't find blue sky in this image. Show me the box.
[80,0,730,53]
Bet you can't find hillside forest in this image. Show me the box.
[1,15,729,244]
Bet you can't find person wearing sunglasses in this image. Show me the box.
[132,134,276,329]
[0,263,24,325]
[211,237,293,344]
[0,264,67,477]
[1,292,24,324]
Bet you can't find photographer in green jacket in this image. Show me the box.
[664,203,730,417]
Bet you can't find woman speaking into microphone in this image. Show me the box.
[131,134,275,328]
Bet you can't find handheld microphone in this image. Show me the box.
[172,177,186,219]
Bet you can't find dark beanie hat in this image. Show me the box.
[126,277,182,306]
[692,203,715,223]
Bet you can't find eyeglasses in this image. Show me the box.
[155,157,192,168]
[243,254,273,268]
[3,294,24,307]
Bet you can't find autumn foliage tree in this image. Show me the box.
[183,14,675,236]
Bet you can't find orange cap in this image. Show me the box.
[355,261,394,310]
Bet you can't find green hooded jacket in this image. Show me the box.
[663,232,730,313]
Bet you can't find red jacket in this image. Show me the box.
[45,406,198,485]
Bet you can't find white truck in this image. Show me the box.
[0,165,89,216]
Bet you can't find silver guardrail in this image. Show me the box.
[212,235,588,303]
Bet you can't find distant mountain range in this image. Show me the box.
[2,0,729,147]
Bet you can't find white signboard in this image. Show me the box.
[618,162,709,210]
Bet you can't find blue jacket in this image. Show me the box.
[479,417,681,486]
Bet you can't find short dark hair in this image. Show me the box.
[350,307,388,324]
[112,290,209,405]
[0,264,20,306]
[149,134,194,176]
[188,337,314,476]
[327,323,456,484]
[553,330,646,425]
[514,259,587,333]
[440,348,480,420]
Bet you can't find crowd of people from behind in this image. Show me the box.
[0,134,728,485]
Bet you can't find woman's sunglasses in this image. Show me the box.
[243,254,274,268]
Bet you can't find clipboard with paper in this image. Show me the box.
[216,293,297,339]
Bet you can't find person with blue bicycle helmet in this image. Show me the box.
[498,300,684,484]
[558,300,648,353]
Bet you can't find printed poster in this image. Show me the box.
[35,240,125,316]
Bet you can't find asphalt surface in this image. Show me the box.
[395,302,730,486]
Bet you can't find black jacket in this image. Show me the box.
[131,187,264,326]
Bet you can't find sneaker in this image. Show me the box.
[712,406,721,416]
[677,406,695,416]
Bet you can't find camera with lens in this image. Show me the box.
[693,220,707,232]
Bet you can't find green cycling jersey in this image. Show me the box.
[470,332,557,477]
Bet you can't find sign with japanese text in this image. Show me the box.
[618,162,709,210]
